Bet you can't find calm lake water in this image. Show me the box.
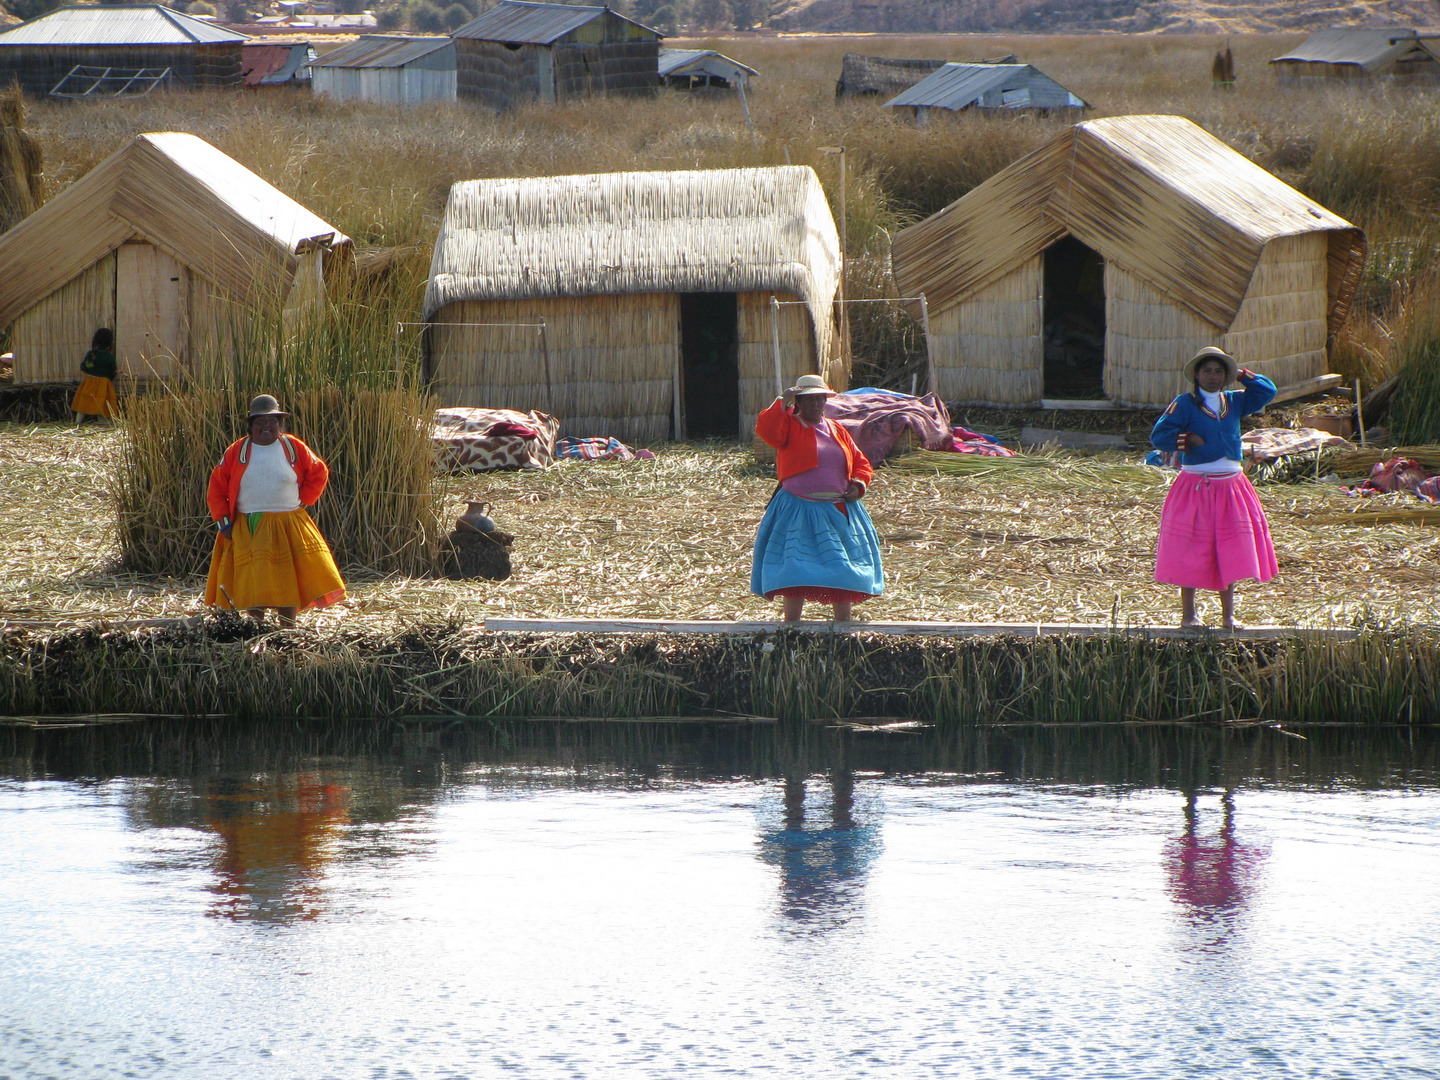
[2,721,1439,1080]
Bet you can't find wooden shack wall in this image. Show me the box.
[927,255,1042,406]
[454,39,542,109]
[737,291,817,438]
[0,43,242,95]
[427,294,678,442]
[9,253,116,384]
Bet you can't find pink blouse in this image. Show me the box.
[780,420,851,500]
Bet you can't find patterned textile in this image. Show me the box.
[823,392,954,467]
[1241,426,1350,463]
[1417,477,1440,504]
[205,508,345,612]
[951,426,1015,457]
[431,408,559,472]
[1155,472,1277,592]
[556,436,650,462]
[1343,458,1434,498]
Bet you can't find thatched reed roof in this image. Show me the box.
[1272,27,1440,71]
[891,114,1366,337]
[0,131,349,328]
[423,165,840,352]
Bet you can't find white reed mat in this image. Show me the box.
[479,619,1355,639]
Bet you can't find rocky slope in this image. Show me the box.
[768,0,1440,34]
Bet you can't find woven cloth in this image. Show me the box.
[556,436,644,462]
[823,392,954,466]
[431,408,559,472]
[1240,426,1349,463]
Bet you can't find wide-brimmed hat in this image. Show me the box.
[247,394,289,419]
[1183,347,1238,384]
[786,374,836,397]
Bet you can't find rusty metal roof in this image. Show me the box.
[310,34,452,69]
[451,1,656,44]
[0,5,248,46]
[241,41,313,85]
[1271,27,1439,71]
[884,63,1085,111]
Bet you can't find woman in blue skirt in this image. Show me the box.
[752,375,884,622]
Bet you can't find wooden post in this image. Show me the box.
[737,76,755,139]
[919,292,936,397]
[1355,377,1367,447]
[770,294,784,396]
[539,321,554,415]
[818,145,849,381]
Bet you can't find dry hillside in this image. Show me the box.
[769,0,1440,34]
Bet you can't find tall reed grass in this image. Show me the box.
[116,257,444,577]
[3,622,1435,725]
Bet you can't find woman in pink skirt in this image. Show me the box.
[1150,347,1278,629]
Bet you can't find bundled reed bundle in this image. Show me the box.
[116,264,444,577]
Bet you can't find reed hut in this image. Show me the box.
[451,0,660,112]
[0,6,247,96]
[1271,28,1440,86]
[883,63,1086,126]
[0,132,351,386]
[422,166,841,442]
[890,115,1368,409]
[310,35,455,104]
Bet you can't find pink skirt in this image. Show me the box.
[1155,471,1277,592]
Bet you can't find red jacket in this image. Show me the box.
[754,398,874,494]
[207,434,329,529]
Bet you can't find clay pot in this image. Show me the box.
[457,500,496,534]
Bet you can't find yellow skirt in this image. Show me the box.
[205,508,346,612]
[71,376,117,418]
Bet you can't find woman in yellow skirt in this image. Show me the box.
[204,394,345,625]
[71,328,118,421]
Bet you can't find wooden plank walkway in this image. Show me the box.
[481,618,1356,640]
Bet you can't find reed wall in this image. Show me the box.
[454,39,542,110]
[1104,262,1221,406]
[428,294,678,443]
[8,253,115,384]
[1221,232,1329,389]
[927,255,1042,406]
[0,43,242,95]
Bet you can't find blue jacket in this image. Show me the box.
[1150,371,1277,465]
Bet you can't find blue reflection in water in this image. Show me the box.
[757,771,882,931]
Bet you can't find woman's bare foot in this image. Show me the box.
[1180,616,1205,629]
[1222,618,1246,631]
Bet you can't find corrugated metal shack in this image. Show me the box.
[242,40,314,86]
[451,0,659,111]
[311,35,455,104]
[834,51,1015,98]
[658,48,755,90]
[890,115,1367,409]
[422,167,841,442]
[1271,27,1440,85]
[0,132,350,385]
[0,5,248,95]
[884,63,1086,126]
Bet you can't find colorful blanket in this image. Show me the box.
[824,392,955,466]
[556,436,655,462]
[431,408,559,472]
[1241,426,1351,463]
[1344,458,1436,498]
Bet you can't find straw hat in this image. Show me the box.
[1183,347,1238,384]
[786,374,836,396]
[247,394,289,419]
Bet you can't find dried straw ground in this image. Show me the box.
[2,422,1436,632]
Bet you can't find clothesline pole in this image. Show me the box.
[1355,378,1367,448]
[919,292,935,397]
[540,322,554,415]
[770,294,783,396]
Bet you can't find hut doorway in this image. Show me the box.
[1042,235,1106,400]
[679,292,739,439]
[116,242,184,379]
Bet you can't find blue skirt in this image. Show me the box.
[751,489,884,600]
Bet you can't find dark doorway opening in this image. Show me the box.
[1043,235,1106,400]
[679,292,740,439]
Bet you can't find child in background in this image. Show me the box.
[1150,347,1278,630]
[71,328,118,422]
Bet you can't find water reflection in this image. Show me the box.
[758,768,882,932]
[1164,788,1267,953]
[203,773,350,921]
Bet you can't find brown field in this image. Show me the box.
[4,33,1440,634]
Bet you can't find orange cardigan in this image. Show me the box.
[754,398,874,494]
[207,434,329,529]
